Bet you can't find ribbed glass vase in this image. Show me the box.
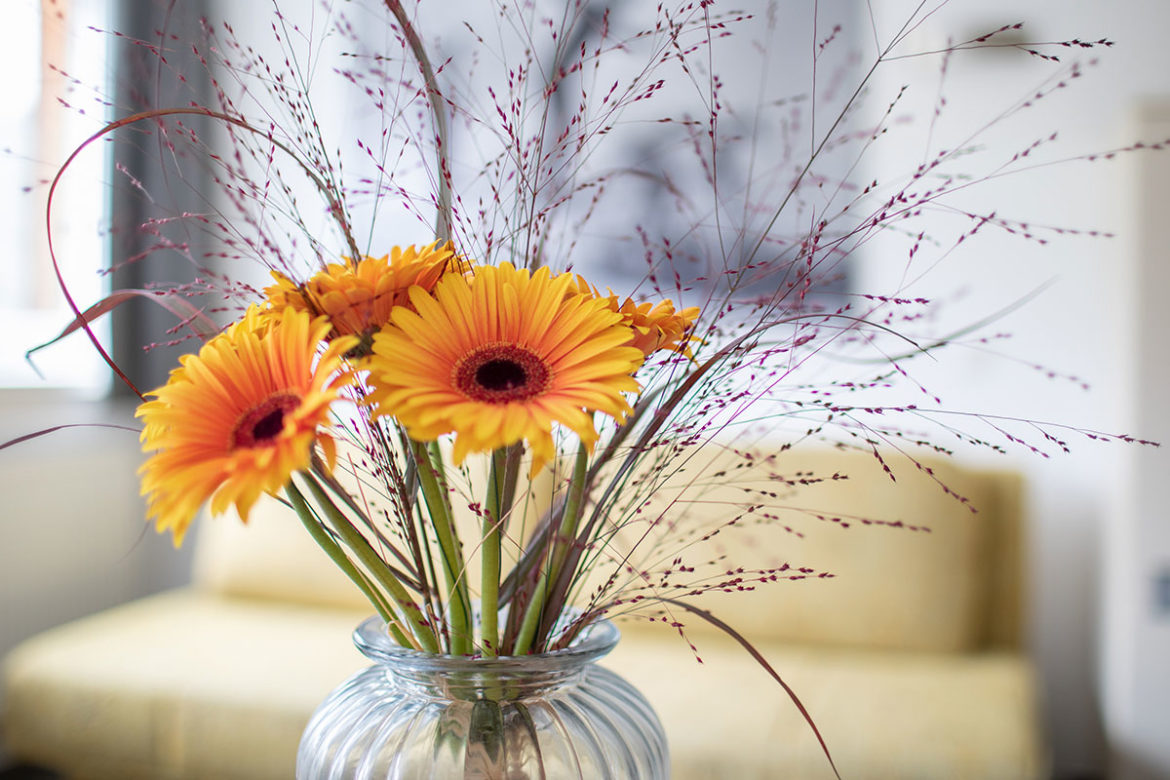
[296,616,669,779]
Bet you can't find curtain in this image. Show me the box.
[108,0,214,396]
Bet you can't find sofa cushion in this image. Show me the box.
[607,447,1018,652]
[194,447,1020,653]
[191,498,371,612]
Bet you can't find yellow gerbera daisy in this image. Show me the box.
[571,276,701,357]
[136,306,358,545]
[264,242,466,345]
[365,264,645,472]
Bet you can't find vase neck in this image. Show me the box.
[387,661,588,701]
[351,615,619,701]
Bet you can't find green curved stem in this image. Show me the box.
[413,440,473,654]
[285,481,416,649]
[480,447,510,656]
[512,443,589,655]
[298,474,440,654]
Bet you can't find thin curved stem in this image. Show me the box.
[384,0,453,241]
[45,105,361,397]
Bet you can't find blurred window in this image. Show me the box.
[0,0,109,394]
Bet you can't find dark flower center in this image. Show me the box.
[455,344,550,403]
[476,359,527,391]
[231,393,302,449]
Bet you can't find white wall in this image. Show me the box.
[0,395,192,718]
[1105,100,1170,780]
[861,2,1170,777]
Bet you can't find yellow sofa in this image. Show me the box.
[2,448,1046,778]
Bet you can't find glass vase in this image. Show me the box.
[296,615,669,779]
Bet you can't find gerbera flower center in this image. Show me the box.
[455,343,550,403]
[230,393,303,449]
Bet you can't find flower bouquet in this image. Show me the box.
[135,247,694,775]
[11,0,1160,777]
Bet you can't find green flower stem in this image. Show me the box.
[412,440,473,655]
[427,441,453,506]
[498,443,522,529]
[512,443,589,656]
[298,474,441,654]
[285,481,416,649]
[480,447,508,656]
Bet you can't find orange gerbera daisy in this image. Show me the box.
[264,242,466,347]
[571,276,701,357]
[136,306,358,545]
[136,305,272,444]
[365,264,645,472]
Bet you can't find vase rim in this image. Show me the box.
[353,611,621,671]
